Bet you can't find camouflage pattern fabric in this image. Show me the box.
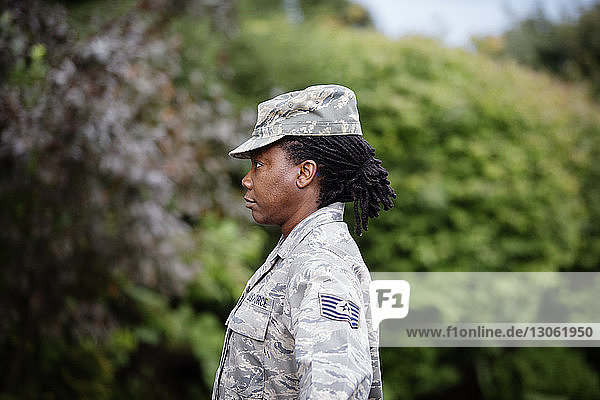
[212,203,383,399]
[229,85,362,159]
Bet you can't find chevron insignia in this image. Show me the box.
[319,293,360,329]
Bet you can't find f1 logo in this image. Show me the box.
[369,280,410,328]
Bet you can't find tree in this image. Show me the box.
[0,0,247,398]
[476,2,600,101]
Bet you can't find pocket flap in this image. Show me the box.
[227,295,273,341]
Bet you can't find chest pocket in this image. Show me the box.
[223,293,274,399]
[228,292,274,341]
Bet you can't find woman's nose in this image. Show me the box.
[242,170,252,190]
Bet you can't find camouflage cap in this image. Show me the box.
[229,84,362,158]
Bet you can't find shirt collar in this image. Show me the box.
[276,202,345,260]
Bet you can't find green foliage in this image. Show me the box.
[1,336,114,400]
[0,4,65,107]
[481,348,600,399]
[7,42,48,85]
[106,215,265,398]
[186,215,265,308]
[478,2,600,101]
[119,284,224,392]
[380,348,461,399]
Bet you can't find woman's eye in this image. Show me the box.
[254,161,263,168]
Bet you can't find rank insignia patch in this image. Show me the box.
[319,293,360,329]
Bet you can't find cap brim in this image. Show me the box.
[228,135,286,159]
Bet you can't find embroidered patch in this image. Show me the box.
[246,292,271,311]
[319,293,360,329]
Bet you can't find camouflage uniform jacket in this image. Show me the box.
[212,202,382,399]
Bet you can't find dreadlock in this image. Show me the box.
[279,135,396,236]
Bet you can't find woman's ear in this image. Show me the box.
[296,160,317,189]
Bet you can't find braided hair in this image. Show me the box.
[279,135,396,236]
